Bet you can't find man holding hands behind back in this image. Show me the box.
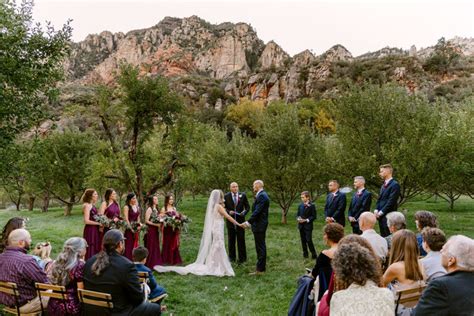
[297,191,317,259]
[224,182,250,264]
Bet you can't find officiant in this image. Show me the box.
[224,182,250,263]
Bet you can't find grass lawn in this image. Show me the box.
[0,194,473,315]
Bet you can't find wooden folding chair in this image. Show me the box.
[137,271,148,284]
[395,281,427,309]
[35,282,68,315]
[77,288,113,314]
[0,281,40,316]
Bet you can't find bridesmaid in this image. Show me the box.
[144,195,163,268]
[161,194,182,265]
[99,188,121,233]
[123,193,141,260]
[82,189,102,260]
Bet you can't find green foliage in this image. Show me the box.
[333,84,442,203]
[225,98,265,137]
[248,105,329,222]
[0,0,72,148]
[424,37,461,75]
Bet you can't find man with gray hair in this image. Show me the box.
[413,235,474,315]
[348,176,372,234]
[385,211,406,249]
[0,228,50,313]
[243,180,270,275]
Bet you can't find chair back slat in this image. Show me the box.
[78,288,114,310]
[0,281,18,296]
[395,282,427,308]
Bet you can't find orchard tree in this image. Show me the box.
[333,84,441,204]
[248,104,328,223]
[0,0,71,150]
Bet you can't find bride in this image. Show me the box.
[154,189,243,277]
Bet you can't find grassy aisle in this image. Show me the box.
[0,195,472,315]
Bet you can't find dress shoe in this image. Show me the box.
[248,271,265,276]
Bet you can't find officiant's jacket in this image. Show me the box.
[248,190,269,232]
[297,202,316,231]
[224,192,250,220]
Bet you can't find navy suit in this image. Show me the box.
[297,202,317,258]
[224,192,250,263]
[248,190,269,272]
[348,189,372,234]
[324,190,347,227]
[375,178,400,237]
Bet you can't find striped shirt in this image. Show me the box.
[0,246,49,307]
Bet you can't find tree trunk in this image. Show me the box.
[14,197,21,211]
[281,209,288,224]
[64,194,75,216]
[42,191,50,212]
[28,196,35,211]
[449,198,454,211]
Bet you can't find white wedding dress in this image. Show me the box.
[154,190,235,277]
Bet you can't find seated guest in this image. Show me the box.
[0,217,26,253]
[0,229,49,313]
[331,243,394,316]
[32,241,54,273]
[414,211,438,257]
[83,229,162,315]
[318,234,382,316]
[310,223,345,301]
[385,211,406,250]
[132,246,167,302]
[420,227,447,282]
[413,235,474,315]
[359,212,388,262]
[48,237,87,316]
[382,229,425,288]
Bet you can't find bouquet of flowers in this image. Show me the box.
[128,221,147,234]
[163,213,191,232]
[94,214,111,227]
[109,217,127,230]
[149,212,164,225]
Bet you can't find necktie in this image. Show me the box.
[233,194,237,205]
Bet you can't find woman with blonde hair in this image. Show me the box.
[382,229,425,287]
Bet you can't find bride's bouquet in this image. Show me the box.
[163,213,191,232]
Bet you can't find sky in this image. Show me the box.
[32,0,474,57]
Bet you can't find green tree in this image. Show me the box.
[423,37,461,75]
[98,64,183,208]
[36,132,95,215]
[0,0,72,149]
[430,100,474,209]
[333,84,441,204]
[225,98,265,137]
[0,144,28,210]
[248,105,328,223]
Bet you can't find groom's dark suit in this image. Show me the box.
[224,191,250,263]
[248,189,269,272]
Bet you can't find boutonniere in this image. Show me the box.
[238,194,242,199]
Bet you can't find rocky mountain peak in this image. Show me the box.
[321,44,352,62]
[259,41,290,69]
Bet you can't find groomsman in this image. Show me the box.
[374,164,401,237]
[348,176,372,235]
[324,180,347,227]
[224,182,250,263]
[296,191,317,259]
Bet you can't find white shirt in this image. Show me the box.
[384,178,393,186]
[256,188,263,197]
[361,229,388,260]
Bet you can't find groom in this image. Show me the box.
[244,180,269,275]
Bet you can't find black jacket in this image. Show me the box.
[413,270,474,316]
[83,251,144,315]
[348,189,372,220]
[324,190,346,227]
[296,202,316,231]
[248,190,270,233]
[224,192,250,224]
[375,179,400,216]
